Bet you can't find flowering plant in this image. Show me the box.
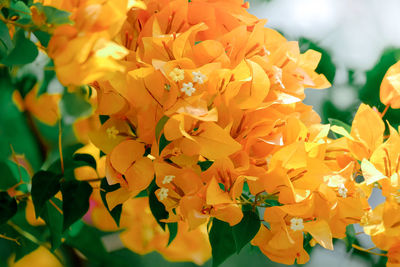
[1,0,400,266]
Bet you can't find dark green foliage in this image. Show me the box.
[61,180,92,231]
[100,178,122,227]
[0,192,17,225]
[31,170,61,218]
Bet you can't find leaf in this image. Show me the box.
[232,210,261,254]
[1,30,38,66]
[0,224,39,261]
[33,30,51,48]
[0,192,17,225]
[155,115,169,141]
[37,59,55,96]
[73,153,97,170]
[167,222,178,246]
[8,1,31,25]
[0,21,12,59]
[328,118,351,133]
[198,160,214,171]
[0,161,18,190]
[32,3,72,26]
[40,198,63,250]
[31,170,61,218]
[345,224,356,252]
[100,178,122,227]
[149,181,168,230]
[65,223,109,261]
[159,133,171,154]
[209,218,236,267]
[60,89,93,124]
[61,180,93,231]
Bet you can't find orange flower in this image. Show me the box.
[380,60,400,108]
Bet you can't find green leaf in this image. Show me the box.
[328,118,351,139]
[135,188,148,198]
[198,160,214,171]
[232,210,260,254]
[60,89,92,124]
[0,161,18,190]
[33,30,51,47]
[40,198,63,250]
[8,1,31,25]
[65,223,109,261]
[73,153,97,170]
[31,170,61,218]
[0,224,39,262]
[1,30,38,66]
[100,178,122,227]
[167,222,178,246]
[37,59,55,96]
[99,115,110,124]
[209,218,236,267]
[0,21,12,59]
[159,134,171,154]
[155,116,169,141]
[345,224,356,252]
[32,3,72,26]
[149,181,168,230]
[0,192,17,225]
[61,180,93,231]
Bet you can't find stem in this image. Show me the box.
[9,144,23,182]
[58,120,64,174]
[49,199,63,215]
[0,233,20,245]
[381,105,389,118]
[7,222,65,264]
[352,244,387,257]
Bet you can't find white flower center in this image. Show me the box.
[169,68,185,82]
[162,175,175,184]
[157,187,169,201]
[192,71,206,84]
[338,183,348,198]
[290,217,304,231]
[181,82,196,96]
[106,126,119,139]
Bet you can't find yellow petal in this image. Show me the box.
[304,220,333,250]
[361,159,387,185]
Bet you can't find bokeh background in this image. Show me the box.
[3,0,400,266]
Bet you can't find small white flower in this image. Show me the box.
[157,188,169,201]
[338,183,348,198]
[192,71,206,84]
[290,217,304,231]
[162,175,175,184]
[169,68,185,82]
[106,126,119,139]
[181,82,196,96]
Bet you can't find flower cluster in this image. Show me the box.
[31,0,400,266]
